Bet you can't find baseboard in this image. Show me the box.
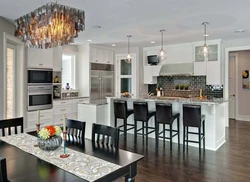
[236,115,250,122]
[215,136,226,150]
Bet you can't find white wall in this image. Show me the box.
[0,17,16,119]
[235,50,250,118]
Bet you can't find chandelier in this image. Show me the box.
[14,2,85,49]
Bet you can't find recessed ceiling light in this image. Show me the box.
[204,34,209,37]
[151,41,155,44]
[87,39,92,42]
[92,25,102,29]
[235,29,246,33]
[111,44,116,47]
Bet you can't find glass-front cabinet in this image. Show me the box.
[193,39,222,85]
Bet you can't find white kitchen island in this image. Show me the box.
[106,97,228,151]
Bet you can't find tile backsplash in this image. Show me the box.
[148,76,223,98]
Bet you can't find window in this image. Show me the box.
[116,54,135,96]
[6,43,16,119]
[62,54,76,89]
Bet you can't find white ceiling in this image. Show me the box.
[1,0,250,48]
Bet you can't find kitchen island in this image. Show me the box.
[106,96,229,151]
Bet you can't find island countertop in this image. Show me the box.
[107,96,229,105]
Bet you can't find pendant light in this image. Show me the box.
[158,29,167,62]
[126,35,132,63]
[199,22,211,59]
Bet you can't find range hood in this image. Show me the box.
[159,63,194,76]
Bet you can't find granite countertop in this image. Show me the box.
[107,96,230,105]
[53,97,89,101]
[79,100,108,106]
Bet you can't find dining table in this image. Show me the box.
[0,132,144,182]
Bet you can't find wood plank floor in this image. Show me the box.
[117,120,250,182]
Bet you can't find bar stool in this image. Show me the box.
[183,104,205,155]
[114,100,134,142]
[155,103,180,151]
[133,101,156,147]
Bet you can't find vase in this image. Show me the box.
[38,136,63,151]
[66,83,70,90]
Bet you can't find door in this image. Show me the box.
[101,71,114,100]
[90,70,101,102]
[229,55,236,119]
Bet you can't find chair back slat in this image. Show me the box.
[0,117,23,137]
[0,157,8,182]
[92,123,120,149]
[66,119,86,144]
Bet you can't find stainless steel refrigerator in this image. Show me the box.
[90,63,114,104]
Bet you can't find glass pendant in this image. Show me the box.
[157,29,167,62]
[125,35,132,63]
[199,22,210,59]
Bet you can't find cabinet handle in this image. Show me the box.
[107,61,109,63]
[95,60,98,62]
[39,64,43,66]
[61,102,66,104]
[60,109,65,111]
[40,115,44,117]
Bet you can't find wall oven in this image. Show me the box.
[28,68,53,85]
[28,85,53,111]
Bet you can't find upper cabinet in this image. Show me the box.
[90,46,113,64]
[53,47,62,71]
[27,48,53,68]
[193,39,222,85]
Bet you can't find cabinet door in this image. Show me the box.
[27,48,41,68]
[90,47,97,63]
[143,66,157,84]
[194,62,206,76]
[152,66,162,76]
[101,49,109,64]
[194,45,205,62]
[96,48,102,63]
[108,50,113,64]
[53,47,62,71]
[40,48,53,68]
[206,62,221,85]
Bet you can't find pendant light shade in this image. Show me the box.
[126,35,132,63]
[158,29,167,62]
[199,22,211,59]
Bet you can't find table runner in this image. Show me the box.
[0,133,121,182]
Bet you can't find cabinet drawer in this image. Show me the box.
[53,115,65,126]
[72,104,78,113]
[27,119,53,131]
[53,100,72,106]
[54,105,72,115]
[72,98,89,104]
[27,109,53,121]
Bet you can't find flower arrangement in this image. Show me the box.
[38,125,62,140]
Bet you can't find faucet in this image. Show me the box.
[148,92,154,98]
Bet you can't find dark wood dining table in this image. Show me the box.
[0,132,144,182]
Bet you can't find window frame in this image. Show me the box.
[62,53,76,89]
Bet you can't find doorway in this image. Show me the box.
[229,53,236,119]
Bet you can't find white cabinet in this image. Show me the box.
[143,66,161,84]
[193,39,222,85]
[90,47,113,64]
[27,48,53,68]
[53,47,62,71]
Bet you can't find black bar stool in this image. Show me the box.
[114,100,134,142]
[183,104,205,155]
[133,101,156,147]
[155,103,180,151]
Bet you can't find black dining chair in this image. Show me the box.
[0,117,23,136]
[0,157,8,182]
[92,123,120,150]
[66,119,86,144]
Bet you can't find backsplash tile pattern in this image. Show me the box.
[148,76,223,98]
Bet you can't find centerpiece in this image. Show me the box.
[38,125,62,151]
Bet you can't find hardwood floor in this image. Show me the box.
[117,120,250,182]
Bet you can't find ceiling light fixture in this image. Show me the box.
[126,35,132,63]
[151,41,155,44]
[87,39,92,42]
[158,29,167,62]
[111,44,116,47]
[199,22,211,59]
[14,2,85,49]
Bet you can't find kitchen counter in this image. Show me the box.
[106,96,228,151]
[53,97,89,101]
[106,96,229,105]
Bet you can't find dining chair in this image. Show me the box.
[0,117,23,136]
[0,157,8,182]
[66,119,86,144]
[92,123,120,149]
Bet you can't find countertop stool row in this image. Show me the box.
[113,100,206,154]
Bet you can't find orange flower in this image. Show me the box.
[45,125,56,136]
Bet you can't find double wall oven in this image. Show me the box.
[27,69,53,111]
